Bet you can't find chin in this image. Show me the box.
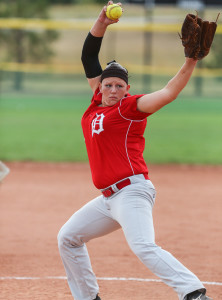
[108,99,120,106]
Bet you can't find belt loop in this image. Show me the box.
[111,184,119,193]
[101,174,148,198]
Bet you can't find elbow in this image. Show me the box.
[164,87,178,103]
[171,93,179,101]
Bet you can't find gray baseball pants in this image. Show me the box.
[57,174,205,300]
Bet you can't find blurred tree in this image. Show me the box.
[49,0,77,3]
[0,0,59,90]
[206,34,222,69]
[47,0,103,3]
[94,0,106,3]
[48,0,97,3]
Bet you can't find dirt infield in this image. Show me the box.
[0,162,222,300]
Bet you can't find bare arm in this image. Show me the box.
[137,58,197,114]
[83,1,121,93]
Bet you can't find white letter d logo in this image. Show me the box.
[92,113,105,137]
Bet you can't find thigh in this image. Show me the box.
[59,195,120,245]
[110,181,156,246]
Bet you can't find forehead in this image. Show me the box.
[102,77,126,86]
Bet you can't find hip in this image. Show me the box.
[101,173,156,199]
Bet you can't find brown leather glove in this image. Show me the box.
[180,13,220,60]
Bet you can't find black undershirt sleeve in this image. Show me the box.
[81,32,103,79]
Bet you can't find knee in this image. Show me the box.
[57,226,68,253]
[57,224,82,253]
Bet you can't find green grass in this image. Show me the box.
[145,98,222,164]
[0,93,222,164]
[0,94,89,161]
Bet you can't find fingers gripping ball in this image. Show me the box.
[106,4,122,21]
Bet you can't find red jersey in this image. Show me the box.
[81,88,152,189]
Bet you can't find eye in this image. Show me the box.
[117,85,123,88]
[105,84,112,88]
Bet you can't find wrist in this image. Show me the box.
[185,57,198,65]
[90,18,108,37]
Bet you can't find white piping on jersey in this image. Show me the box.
[118,98,147,122]
[118,106,146,123]
[118,98,147,175]
[125,120,135,175]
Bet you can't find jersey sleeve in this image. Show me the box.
[118,94,152,120]
[91,87,102,104]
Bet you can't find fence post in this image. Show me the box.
[143,0,154,92]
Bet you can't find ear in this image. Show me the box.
[125,84,130,96]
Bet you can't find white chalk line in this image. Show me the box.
[0,276,221,286]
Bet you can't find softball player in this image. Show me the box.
[57,2,212,300]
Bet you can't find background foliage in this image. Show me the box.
[0,2,221,164]
[0,0,59,90]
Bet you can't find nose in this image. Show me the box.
[110,86,116,93]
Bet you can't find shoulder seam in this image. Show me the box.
[118,98,147,122]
